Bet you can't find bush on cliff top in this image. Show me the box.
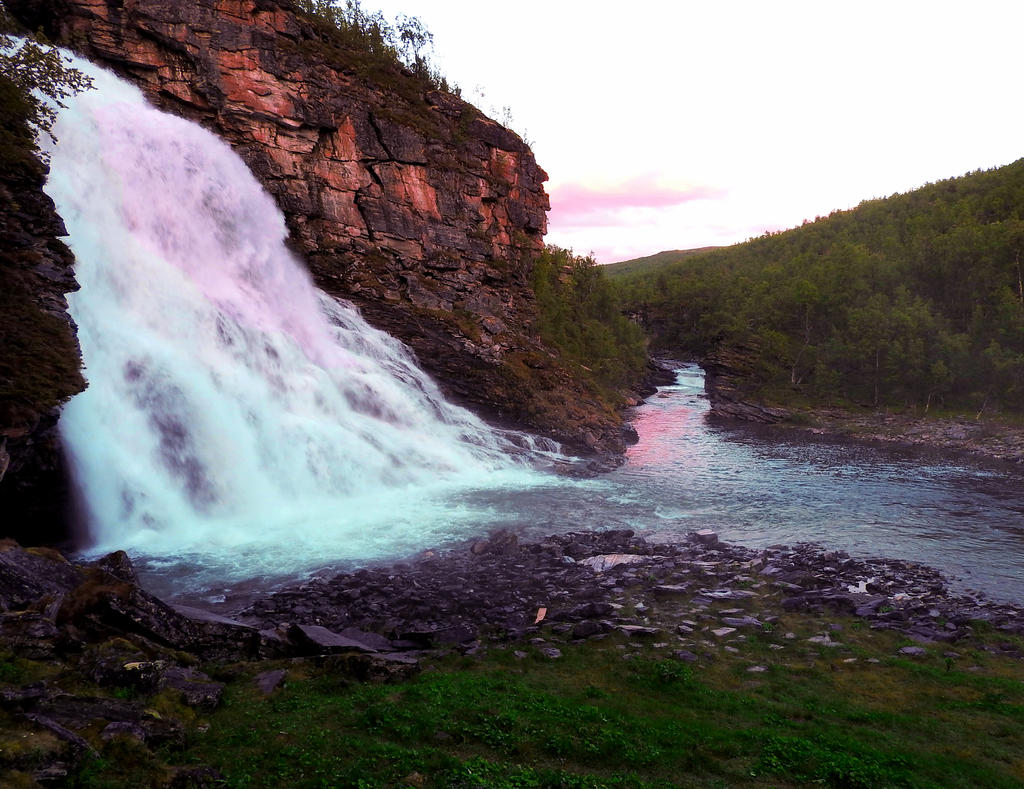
[0,2,93,163]
[293,0,458,96]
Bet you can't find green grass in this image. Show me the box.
[51,612,1024,789]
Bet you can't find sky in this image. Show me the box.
[367,1,1024,263]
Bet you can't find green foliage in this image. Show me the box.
[532,246,648,396]
[0,2,93,161]
[292,0,458,96]
[57,615,1024,789]
[613,159,1024,413]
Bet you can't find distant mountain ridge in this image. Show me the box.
[603,247,721,278]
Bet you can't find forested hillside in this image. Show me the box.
[533,246,647,397]
[612,159,1024,414]
[602,247,719,279]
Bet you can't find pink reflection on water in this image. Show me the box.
[626,394,708,472]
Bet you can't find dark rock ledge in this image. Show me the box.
[1,530,1022,783]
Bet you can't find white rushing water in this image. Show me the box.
[44,60,563,585]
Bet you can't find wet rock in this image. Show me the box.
[92,551,138,584]
[470,530,519,556]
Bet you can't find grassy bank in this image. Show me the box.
[47,610,1024,788]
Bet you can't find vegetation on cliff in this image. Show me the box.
[611,160,1024,415]
[293,0,457,96]
[0,2,92,164]
[0,4,87,428]
[532,246,647,397]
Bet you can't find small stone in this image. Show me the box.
[711,627,736,638]
[653,585,689,596]
[898,646,927,656]
[747,665,767,673]
[619,625,661,637]
[255,669,287,695]
[672,650,698,663]
[539,646,562,659]
[513,650,528,659]
[721,616,762,628]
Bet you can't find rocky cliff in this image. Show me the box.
[0,93,86,545]
[8,0,632,457]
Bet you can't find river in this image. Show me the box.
[548,365,1024,603]
[136,364,1024,609]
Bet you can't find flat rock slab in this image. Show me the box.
[580,554,648,572]
[653,585,690,596]
[721,616,762,628]
[619,625,661,638]
[290,624,380,653]
[807,635,843,647]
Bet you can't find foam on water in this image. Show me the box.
[44,59,564,584]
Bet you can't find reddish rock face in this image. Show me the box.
[11,0,631,453]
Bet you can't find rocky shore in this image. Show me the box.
[1,528,1022,784]
[698,351,1024,465]
[787,409,1024,466]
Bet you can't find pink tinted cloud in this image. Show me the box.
[548,177,727,227]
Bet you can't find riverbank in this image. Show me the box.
[1,529,1022,785]
[782,408,1024,466]
[699,354,1024,465]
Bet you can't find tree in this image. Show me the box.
[0,2,93,158]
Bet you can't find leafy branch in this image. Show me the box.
[0,2,93,158]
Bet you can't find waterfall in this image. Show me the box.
[43,59,561,592]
